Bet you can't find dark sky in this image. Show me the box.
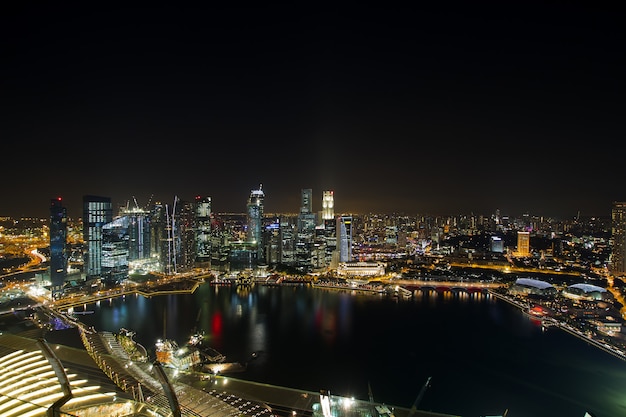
[1,3,624,219]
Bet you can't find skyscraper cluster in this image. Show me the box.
[49,187,342,289]
[47,191,626,292]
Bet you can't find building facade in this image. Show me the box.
[322,190,334,220]
[49,197,68,297]
[195,195,212,266]
[83,195,113,280]
[337,215,353,263]
[516,230,530,257]
[611,201,626,277]
[246,184,265,263]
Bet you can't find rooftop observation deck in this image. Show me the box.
[0,327,460,417]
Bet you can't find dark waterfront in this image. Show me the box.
[69,283,626,417]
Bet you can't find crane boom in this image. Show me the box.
[407,376,432,417]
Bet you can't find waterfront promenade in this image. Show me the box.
[488,290,626,362]
[50,274,626,367]
[6,272,622,416]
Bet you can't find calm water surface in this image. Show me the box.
[73,284,626,417]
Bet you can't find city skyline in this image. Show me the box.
[2,4,624,219]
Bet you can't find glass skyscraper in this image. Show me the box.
[49,197,68,297]
[101,215,129,284]
[337,215,353,262]
[195,195,212,266]
[246,184,265,262]
[612,201,626,277]
[83,195,113,280]
[297,188,316,270]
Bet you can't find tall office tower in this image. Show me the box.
[491,236,504,253]
[611,201,626,277]
[264,217,282,265]
[279,216,297,265]
[150,202,167,271]
[210,216,229,272]
[161,196,181,275]
[297,189,316,270]
[322,218,337,267]
[301,188,312,214]
[516,230,530,257]
[49,197,68,298]
[322,190,334,220]
[119,206,151,262]
[101,216,129,285]
[83,195,113,280]
[246,184,265,263]
[195,195,212,267]
[337,215,353,262]
[177,199,196,272]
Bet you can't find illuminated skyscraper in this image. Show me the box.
[246,184,265,262]
[118,206,151,261]
[322,190,334,220]
[177,198,196,272]
[490,236,504,253]
[611,201,626,277]
[49,197,67,297]
[319,190,337,268]
[101,216,129,284]
[301,188,312,214]
[517,231,530,257]
[162,196,182,275]
[297,189,316,270]
[337,215,353,262]
[83,195,113,280]
[195,195,212,266]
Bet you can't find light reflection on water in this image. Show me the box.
[74,283,626,417]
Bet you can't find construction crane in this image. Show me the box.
[407,376,432,417]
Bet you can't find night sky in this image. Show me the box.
[2,3,624,219]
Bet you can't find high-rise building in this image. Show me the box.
[49,197,68,297]
[150,201,167,272]
[301,188,312,214]
[337,215,353,262]
[209,215,229,272]
[282,218,298,265]
[322,190,334,220]
[517,230,530,257]
[491,236,504,253]
[611,201,626,277]
[83,195,113,280]
[297,189,316,271]
[161,196,181,275]
[101,216,130,285]
[195,195,212,266]
[119,206,151,262]
[322,218,337,267]
[177,198,196,272]
[246,184,265,263]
